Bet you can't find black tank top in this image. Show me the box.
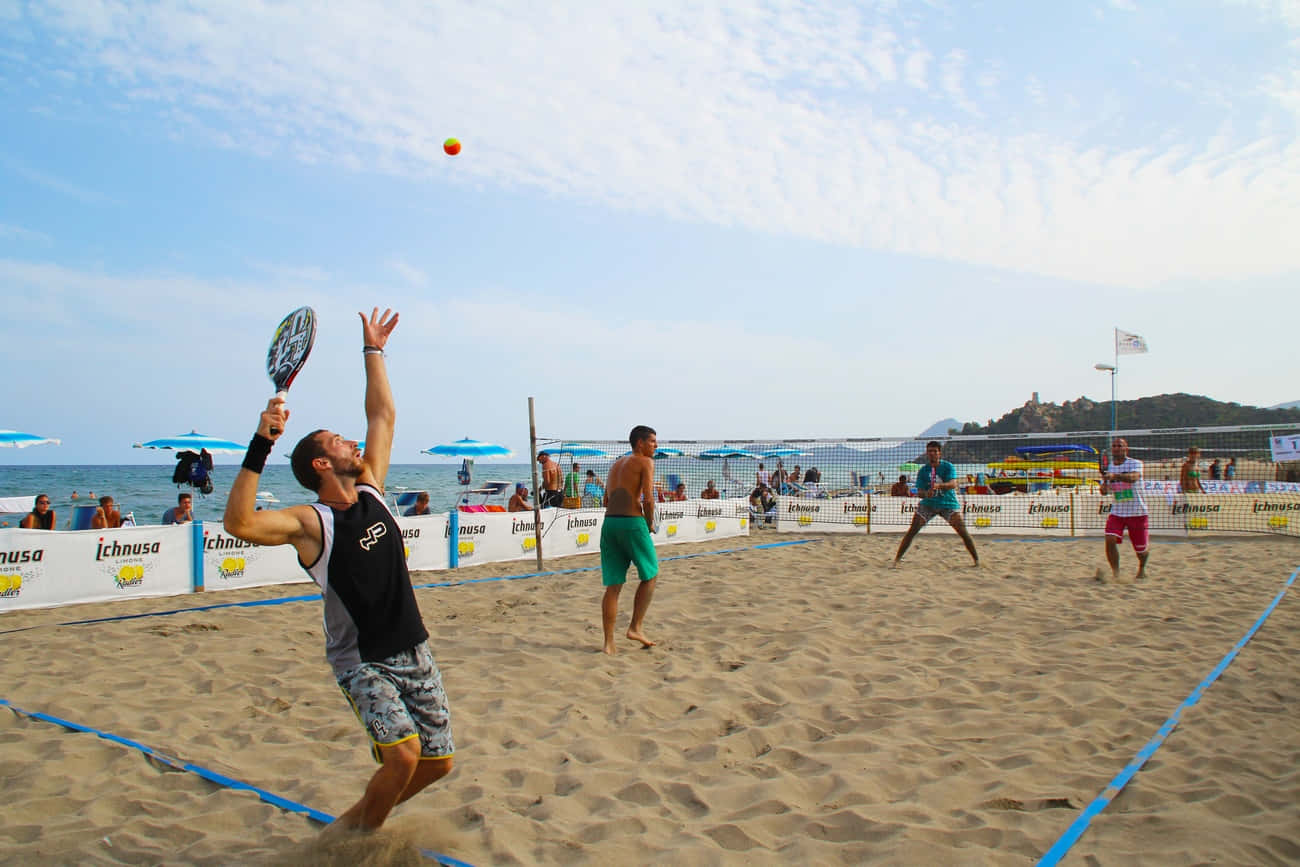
[303,485,428,673]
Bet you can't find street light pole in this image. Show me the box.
[1094,363,1117,439]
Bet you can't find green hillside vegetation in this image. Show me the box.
[954,393,1300,436]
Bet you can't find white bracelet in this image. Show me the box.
[363,348,385,356]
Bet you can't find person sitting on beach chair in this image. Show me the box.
[582,470,605,506]
[508,483,531,512]
[20,495,56,530]
[91,496,122,529]
[403,491,432,517]
[749,484,777,525]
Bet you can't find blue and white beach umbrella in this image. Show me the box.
[421,438,514,458]
[621,447,684,458]
[544,442,606,458]
[760,447,809,459]
[698,447,759,460]
[133,431,246,453]
[0,429,61,448]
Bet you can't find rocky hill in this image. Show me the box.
[955,393,1300,435]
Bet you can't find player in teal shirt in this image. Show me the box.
[894,441,979,566]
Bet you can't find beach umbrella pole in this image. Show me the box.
[528,397,543,569]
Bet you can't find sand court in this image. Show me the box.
[0,535,1297,865]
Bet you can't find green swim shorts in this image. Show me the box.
[600,516,659,586]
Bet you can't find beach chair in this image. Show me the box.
[393,491,429,515]
[68,504,100,530]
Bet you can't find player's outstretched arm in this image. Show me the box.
[224,398,320,561]
[359,307,398,491]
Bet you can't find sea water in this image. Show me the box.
[0,457,991,528]
[0,463,533,528]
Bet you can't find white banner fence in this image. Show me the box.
[0,500,750,612]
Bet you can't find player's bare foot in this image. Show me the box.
[602,641,617,655]
[1094,567,1109,583]
[626,629,656,648]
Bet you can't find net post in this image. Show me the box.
[191,521,205,592]
[448,509,459,569]
[528,397,543,570]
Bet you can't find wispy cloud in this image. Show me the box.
[9,0,1300,289]
[387,259,429,289]
[0,223,52,244]
[0,154,114,205]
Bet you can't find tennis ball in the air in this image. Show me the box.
[443,138,461,156]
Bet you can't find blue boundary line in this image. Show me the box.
[0,539,820,633]
[0,697,475,867]
[1035,564,1300,866]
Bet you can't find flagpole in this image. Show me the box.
[1112,327,1119,435]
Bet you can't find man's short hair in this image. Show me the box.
[629,425,656,449]
[290,429,329,492]
[99,496,113,507]
[538,451,549,459]
[899,475,907,482]
[416,491,429,502]
[926,441,942,451]
[178,493,192,503]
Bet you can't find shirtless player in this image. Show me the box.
[599,425,660,654]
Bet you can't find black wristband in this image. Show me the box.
[242,433,273,474]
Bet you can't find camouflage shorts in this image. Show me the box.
[336,641,454,763]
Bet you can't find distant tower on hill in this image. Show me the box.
[1032,391,1040,405]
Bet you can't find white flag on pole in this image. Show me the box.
[1115,328,1149,355]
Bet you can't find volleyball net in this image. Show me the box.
[537,424,1300,537]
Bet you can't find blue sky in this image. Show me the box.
[2,0,1298,466]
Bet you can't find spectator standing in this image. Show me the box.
[537,452,563,508]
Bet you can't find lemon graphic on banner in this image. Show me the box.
[975,517,992,528]
[521,537,536,551]
[458,540,476,557]
[666,524,678,537]
[1188,517,1208,530]
[0,573,20,593]
[1268,515,1288,529]
[576,533,590,547]
[1040,517,1059,529]
[852,515,868,526]
[704,520,717,533]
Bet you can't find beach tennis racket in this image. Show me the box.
[266,306,317,435]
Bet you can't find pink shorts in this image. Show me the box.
[1105,514,1149,553]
